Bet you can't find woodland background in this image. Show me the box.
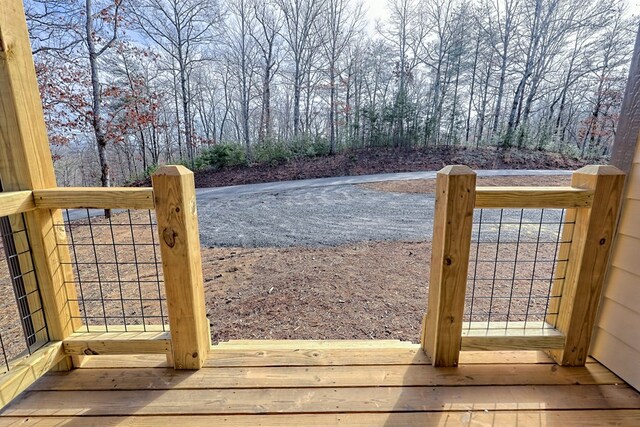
[26,0,638,186]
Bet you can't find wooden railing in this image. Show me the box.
[421,165,625,367]
[0,166,212,407]
[0,164,626,407]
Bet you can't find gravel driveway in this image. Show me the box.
[195,169,570,248]
[197,185,436,248]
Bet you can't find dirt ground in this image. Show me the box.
[202,241,431,343]
[0,174,571,365]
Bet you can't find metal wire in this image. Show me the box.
[0,213,50,374]
[464,208,575,333]
[56,209,168,333]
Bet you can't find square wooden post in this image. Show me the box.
[421,165,476,367]
[548,165,625,366]
[152,166,210,370]
[0,0,81,370]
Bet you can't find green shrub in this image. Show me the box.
[306,139,330,157]
[199,144,247,170]
[254,141,294,164]
[142,164,159,177]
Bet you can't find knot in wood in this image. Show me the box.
[162,228,178,248]
[191,352,198,358]
[599,238,606,245]
[444,257,453,266]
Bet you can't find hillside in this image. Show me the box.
[133,146,591,188]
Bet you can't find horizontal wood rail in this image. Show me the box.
[32,187,155,210]
[461,336,565,351]
[63,332,171,356]
[461,322,565,351]
[0,191,36,216]
[475,186,594,208]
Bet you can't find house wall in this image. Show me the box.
[591,145,640,391]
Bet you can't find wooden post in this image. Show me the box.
[0,0,81,369]
[152,165,210,370]
[549,165,625,366]
[421,165,476,367]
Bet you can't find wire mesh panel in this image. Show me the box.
[56,209,168,332]
[0,213,49,375]
[464,208,575,334]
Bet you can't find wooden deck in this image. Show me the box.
[1,340,639,426]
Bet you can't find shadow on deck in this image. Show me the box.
[1,340,639,426]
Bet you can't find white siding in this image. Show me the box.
[591,152,640,391]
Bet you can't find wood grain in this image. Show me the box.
[422,165,476,367]
[4,385,639,416]
[33,188,154,210]
[152,166,210,369]
[30,363,620,391]
[63,332,171,356]
[475,186,593,208]
[0,191,34,216]
[73,348,563,369]
[550,165,626,366]
[1,411,639,427]
[0,342,65,410]
[461,335,565,351]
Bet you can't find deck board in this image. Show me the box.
[31,363,620,390]
[1,411,640,426]
[0,343,638,425]
[4,385,640,416]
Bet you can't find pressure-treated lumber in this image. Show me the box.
[72,324,168,334]
[0,191,35,216]
[152,166,210,369]
[4,345,629,424]
[63,332,171,356]
[422,166,476,366]
[73,348,563,369]
[0,342,65,410]
[30,363,620,391]
[460,321,566,352]
[475,186,593,208]
[549,165,625,366]
[460,335,565,351]
[2,411,639,426]
[0,0,80,360]
[4,384,639,416]
[216,339,416,349]
[33,188,154,210]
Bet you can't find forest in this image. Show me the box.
[25,0,637,186]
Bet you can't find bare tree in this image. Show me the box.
[225,0,258,160]
[378,0,427,143]
[250,0,282,144]
[130,0,220,163]
[85,0,122,191]
[478,0,521,143]
[318,0,364,153]
[274,0,325,137]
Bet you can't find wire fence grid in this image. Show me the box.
[464,208,575,333]
[0,213,49,375]
[55,209,168,333]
